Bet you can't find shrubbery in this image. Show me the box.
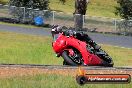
[10,0,49,10]
[115,0,132,19]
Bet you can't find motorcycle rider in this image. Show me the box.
[51,25,101,50]
[51,25,62,41]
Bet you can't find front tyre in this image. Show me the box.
[62,50,83,66]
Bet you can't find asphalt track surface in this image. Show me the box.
[0,24,132,48]
[0,64,132,71]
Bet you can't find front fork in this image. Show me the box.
[55,49,75,57]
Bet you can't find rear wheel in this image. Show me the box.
[62,49,83,66]
[96,49,114,67]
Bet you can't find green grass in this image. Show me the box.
[0,22,42,29]
[0,74,131,88]
[0,32,63,65]
[49,0,120,18]
[88,0,119,18]
[0,31,132,66]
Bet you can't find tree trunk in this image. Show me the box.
[74,0,88,30]
[74,14,83,30]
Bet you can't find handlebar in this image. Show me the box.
[62,30,85,37]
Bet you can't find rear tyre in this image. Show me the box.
[102,60,114,67]
[63,60,69,65]
[96,49,114,67]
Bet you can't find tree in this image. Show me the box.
[74,0,88,30]
[115,0,132,20]
[60,0,88,30]
[9,0,49,10]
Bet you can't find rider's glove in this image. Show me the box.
[65,30,77,37]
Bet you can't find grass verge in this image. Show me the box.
[0,31,131,66]
[0,31,62,65]
[49,0,120,18]
[0,22,42,29]
[0,73,131,88]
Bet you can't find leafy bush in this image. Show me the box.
[10,0,49,10]
[115,0,132,19]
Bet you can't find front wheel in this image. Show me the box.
[62,49,83,66]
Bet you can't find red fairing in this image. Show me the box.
[53,33,67,53]
[52,33,102,65]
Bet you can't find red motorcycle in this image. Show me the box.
[51,25,114,67]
